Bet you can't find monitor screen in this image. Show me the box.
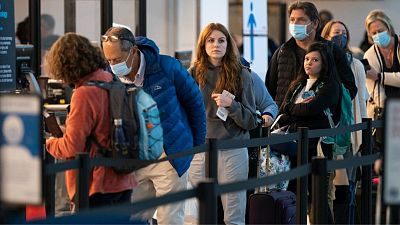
[16,44,33,76]
[15,45,40,94]
[174,51,192,69]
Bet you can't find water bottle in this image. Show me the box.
[114,118,128,155]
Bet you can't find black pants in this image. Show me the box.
[89,190,132,208]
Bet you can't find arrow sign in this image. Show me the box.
[243,0,268,82]
[247,2,256,62]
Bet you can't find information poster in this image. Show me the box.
[0,94,42,204]
[0,0,16,92]
[384,98,400,204]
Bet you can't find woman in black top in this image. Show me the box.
[280,42,340,140]
[279,42,340,224]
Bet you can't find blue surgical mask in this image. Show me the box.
[331,34,348,49]
[110,49,133,77]
[372,31,391,48]
[289,23,311,40]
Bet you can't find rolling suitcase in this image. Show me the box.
[248,190,296,224]
[248,117,296,224]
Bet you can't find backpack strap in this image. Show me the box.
[86,134,110,157]
[85,80,113,90]
[324,108,336,128]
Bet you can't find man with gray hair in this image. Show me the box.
[101,27,206,225]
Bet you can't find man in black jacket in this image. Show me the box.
[265,1,357,107]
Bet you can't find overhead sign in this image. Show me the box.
[243,0,268,82]
[0,94,42,204]
[384,98,400,204]
[243,0,267,35]
[0,0,16,92]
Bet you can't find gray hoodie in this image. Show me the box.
[193,64,257,140]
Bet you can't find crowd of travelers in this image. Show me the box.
[40,1,398,224]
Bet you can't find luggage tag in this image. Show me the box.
[216,90,235,121]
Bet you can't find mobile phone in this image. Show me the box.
[43,112,63,137]
[302,90,315,99]
[360,58,371,71]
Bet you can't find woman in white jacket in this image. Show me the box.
[364,10,400,212]
[322,20,368,224]
[364,10,400,118]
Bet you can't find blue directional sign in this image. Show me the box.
[247,2,256,61]
[243,0,268,82]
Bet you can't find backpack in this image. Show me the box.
[322,84,354,156]
[86,78,163,174]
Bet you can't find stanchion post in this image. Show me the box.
[44,151,56,217]
[198,180,217,224]
[312,157,328,225]
[296,127,309,225]
[205,138,218,181]
[361,118,372,224]
[75,152,90,211]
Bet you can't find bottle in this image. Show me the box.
[114,118,128,155]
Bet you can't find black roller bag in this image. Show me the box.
[248,190,296,224]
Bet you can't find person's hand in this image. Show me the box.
[60,125,66,134]
[262,115,274,127]
[366,67,379,81]
[374,158,382,175]
[211,93,233,107]
[46,136,56,142]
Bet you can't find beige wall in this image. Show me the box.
[14,0,400,56]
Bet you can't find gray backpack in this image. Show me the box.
[86,78,163,174]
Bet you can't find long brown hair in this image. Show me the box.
[287,42,338,97]
[193,23,242,95]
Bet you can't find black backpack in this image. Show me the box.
[86,78,140,174]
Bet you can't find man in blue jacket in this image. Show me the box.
[101,27,206,225]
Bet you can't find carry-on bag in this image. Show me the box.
[248,190,296,224]
[248,116,296,224]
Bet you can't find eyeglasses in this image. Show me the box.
[101,35,121,42]
[101,35,134,44]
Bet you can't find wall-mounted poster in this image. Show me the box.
[0,94,42,204]
[0,0,16,92]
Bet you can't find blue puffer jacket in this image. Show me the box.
[135,37,206,176]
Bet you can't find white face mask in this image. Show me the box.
[372,30,391,48]
[289,22,311,40]
[110,49,133,77]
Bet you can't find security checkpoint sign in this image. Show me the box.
[0,94,42,204]
[384,98,400,204]
[243,0,268,82]
[0,0,16,92]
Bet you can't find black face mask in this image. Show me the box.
[331,34,348,50]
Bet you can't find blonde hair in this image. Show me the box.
[365,10,395,43]
[193,23,242,95]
